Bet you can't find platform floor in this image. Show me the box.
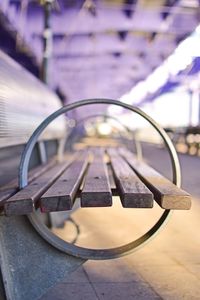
[40,144,200,300]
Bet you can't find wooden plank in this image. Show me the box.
[40,152,89,212]
[81,148,112,207]
[0,160,56,207]
[107,163,117,195]
[0,188,17,203]
[120,148,192,210]
[107,148,153,208]
[4,156,75,216]
[0,159,56,193]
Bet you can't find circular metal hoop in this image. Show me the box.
[19,99,181,260]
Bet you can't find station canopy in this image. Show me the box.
[0,0,200,120]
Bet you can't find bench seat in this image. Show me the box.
[1,147,192,216]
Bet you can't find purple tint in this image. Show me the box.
[0,0,199,108]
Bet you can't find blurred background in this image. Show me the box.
[0,0,200,150]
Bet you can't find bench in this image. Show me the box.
[0,53,192,299]
[1,146,191,217]
[0,98,192,300]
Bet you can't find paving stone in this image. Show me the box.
[133,265,200,300]
[167,250,200,265]
[84,259,144,283]
[62,266,89,283]
[40,283,98,300]
[92,282,161,300]
[183,264,200,280]
[125,250,176,267]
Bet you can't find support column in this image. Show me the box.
[41,0,53,84]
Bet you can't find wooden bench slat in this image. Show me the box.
[0,158,56,193]
[0,159,56,206]
[107,149,153,208]
[107,163,117,195]
[0,188,18,204]
[120,148,192,210]
[4,156,75,216]
[40,152,89,212]
[81,148,112,207]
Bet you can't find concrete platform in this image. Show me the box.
[40,145,200,300]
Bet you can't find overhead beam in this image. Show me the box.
[25,3,198,35]
[53,48,172,61]
[161,0,179,19]
[123,0,138,18]
[31,25,195,38]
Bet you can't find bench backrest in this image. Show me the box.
[0,50,66,186]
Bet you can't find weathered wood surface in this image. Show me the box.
[4,157,74,216]
[107,163,117,195]
[40,152,89,212]
[0,159,56,193]
[120,148,192,210]
[0,160,56,206]
[81,148,112,207]
[1,146,192,215]
[107,148,153,208]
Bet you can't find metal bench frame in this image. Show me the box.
[20,98,181,260]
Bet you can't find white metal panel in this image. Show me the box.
[0,50,66,148]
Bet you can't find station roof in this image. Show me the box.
[0,0,199,111]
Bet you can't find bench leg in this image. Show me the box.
[0,215,86,300]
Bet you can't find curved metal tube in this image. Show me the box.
[19,98,181,260]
